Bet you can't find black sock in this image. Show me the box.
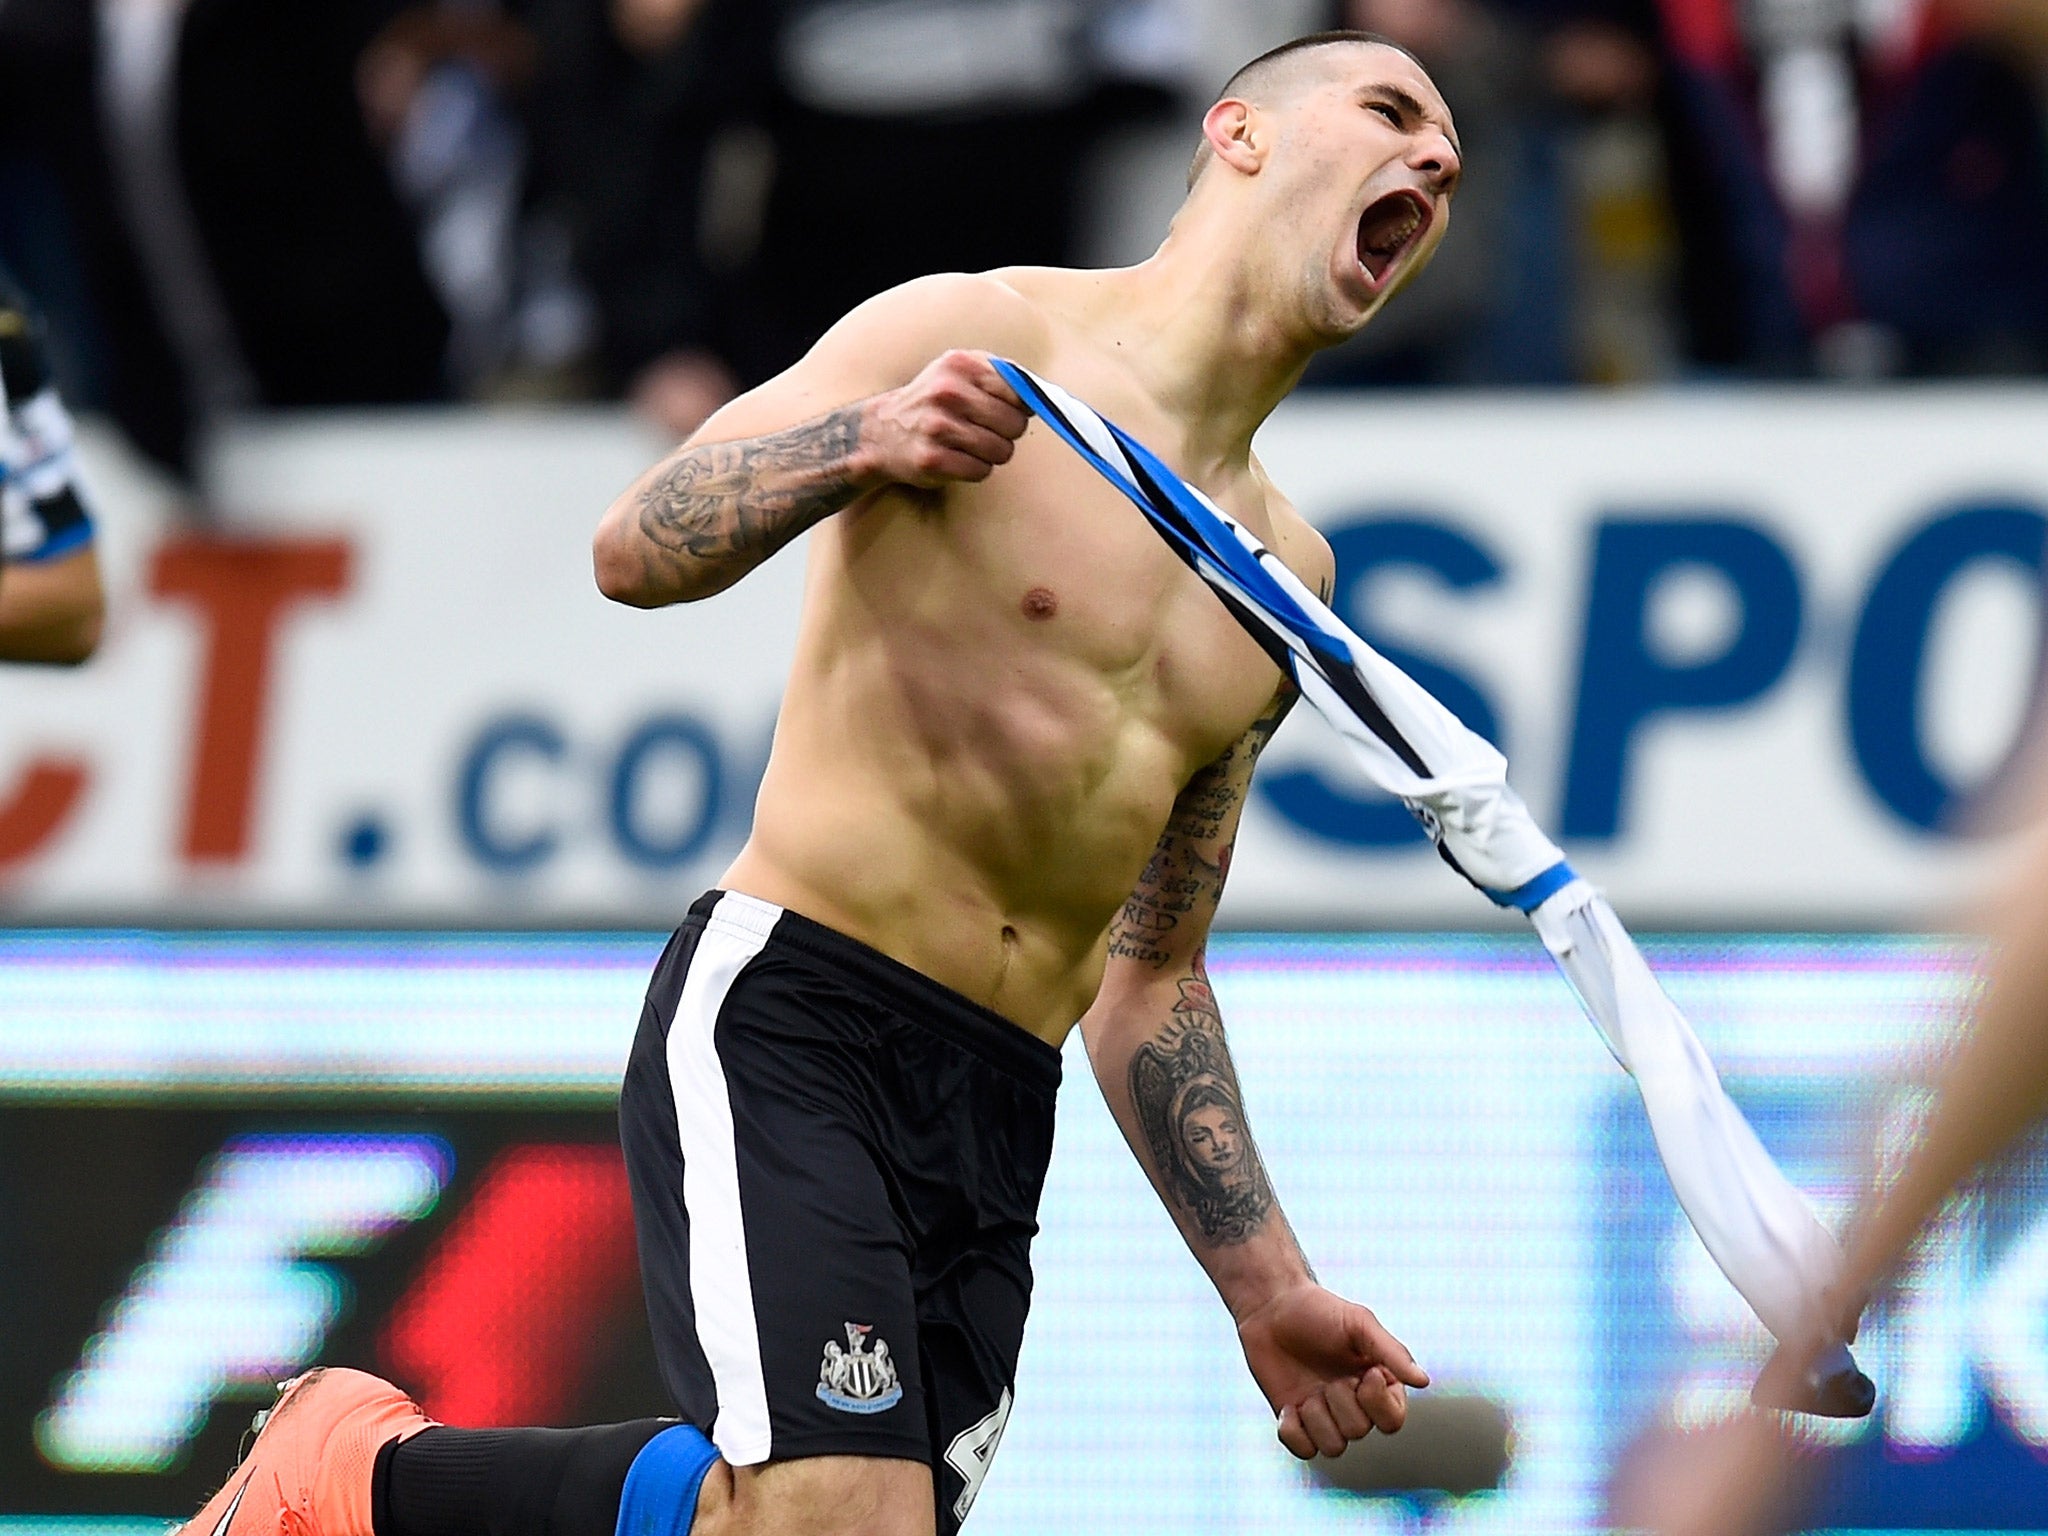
[373,1422,672,1536]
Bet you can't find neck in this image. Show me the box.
[1089,196,1332,474]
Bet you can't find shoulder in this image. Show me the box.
[684,271,1056,445]
[819,271,1055,376]
[862,268,1047,326]
[1250,456,1336,603]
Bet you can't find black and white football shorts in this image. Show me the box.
[619,890,1061,1532]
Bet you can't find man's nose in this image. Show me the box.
[1409,130,1461,191]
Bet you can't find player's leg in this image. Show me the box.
[906,1065,1050,1536]
[173,1388,929,1536]
[378,1419,678,1536]
[842,935,1057,1535]
[377,1416,947,1536]
[617,893,942,1535]
[685,1454,931,1536]
[916,1255,1030,1536]
[176,896,939,1536]
[299,1404,931,1536]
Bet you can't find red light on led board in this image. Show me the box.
[381,1143,638,1426]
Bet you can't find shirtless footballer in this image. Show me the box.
[175,30,1463,1536]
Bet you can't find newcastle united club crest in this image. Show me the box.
[816,1322,903,1413]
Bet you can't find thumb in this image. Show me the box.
[1348,1305,1430,1389]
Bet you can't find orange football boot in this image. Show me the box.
[175,1369,439,1536]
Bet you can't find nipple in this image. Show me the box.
[1020,587,1058,621]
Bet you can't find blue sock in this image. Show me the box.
[616,1425,721,1536]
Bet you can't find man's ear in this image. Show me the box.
[1200,97,1266,177]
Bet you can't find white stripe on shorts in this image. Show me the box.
[668,890,783,1464]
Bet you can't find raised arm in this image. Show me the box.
[1836,816,2048,1321]
[1080,675,1429,1459]
[592,274,1042,606]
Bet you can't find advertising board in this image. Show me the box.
[0,391,2042,924]
[3,930,2044,1533]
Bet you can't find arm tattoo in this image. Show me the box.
[1106,687,1296,969]
[634,406,866,584]
[1127,957,1276,1244]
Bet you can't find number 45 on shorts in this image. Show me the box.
[944,1388,1013,1521]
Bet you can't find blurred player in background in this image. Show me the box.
[172,28,1457,1536]
[0,268,103,664]
[1620,785,2048,1535]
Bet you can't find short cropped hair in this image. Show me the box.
[1186,30,1423,190]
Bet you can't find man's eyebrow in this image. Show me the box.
[1360,82,1462,159]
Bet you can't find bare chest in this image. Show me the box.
[889,425,1289,767]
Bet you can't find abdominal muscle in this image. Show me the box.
[720,662,1181,1046]
[718,519,1209,1044]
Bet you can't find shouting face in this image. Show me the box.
[1194,39,1464,338]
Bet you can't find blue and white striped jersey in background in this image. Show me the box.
[0,278,96,568]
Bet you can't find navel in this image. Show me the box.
[1020,586,1059,621]
[990,924,1021,998]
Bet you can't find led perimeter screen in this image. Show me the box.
[1,930,2043,1535]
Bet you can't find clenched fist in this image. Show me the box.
[857,350,1030,489]
[1236,1282,1430,1459]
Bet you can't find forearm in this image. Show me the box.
[1085,960,1312,1320]
[1844,857,2048,1310]
[593,402,875,606]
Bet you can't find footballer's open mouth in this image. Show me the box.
[1355,189,1434,291]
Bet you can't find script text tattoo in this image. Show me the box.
[1107,687,1294,969]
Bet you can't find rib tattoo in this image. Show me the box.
[634,406,867,585]
[1128,959,1276,1244]
[1107,687,1295,969]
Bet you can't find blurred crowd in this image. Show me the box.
[1,0,2045,480]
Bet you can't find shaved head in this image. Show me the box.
[1187,30,1423,190]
